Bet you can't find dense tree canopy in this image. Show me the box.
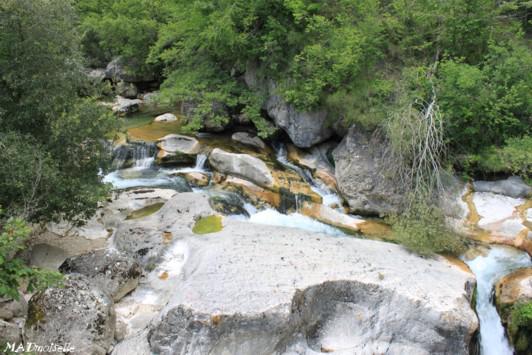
[77,0,531,178]
[0,0,115,223]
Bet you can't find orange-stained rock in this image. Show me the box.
[495,267,532,307]
[177,172,210,187]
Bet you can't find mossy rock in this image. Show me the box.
[126,202,164,220]
[209,193,248,216]
[192,215,223,234]
[507,301,532,355]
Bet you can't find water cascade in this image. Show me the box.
[274,142,342,208]
[103,138,531,355]
[464,246,532,355]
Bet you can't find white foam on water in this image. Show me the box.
[464,246,531,355]
[248,209,345,236]
[102,168,177,189]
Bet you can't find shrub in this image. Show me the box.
[0,214,62,300]
[388,201,466,256]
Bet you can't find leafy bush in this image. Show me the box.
[388,201,466,256]
[462,136,532,179]
[0,214,62,300]
[0,0,116,223]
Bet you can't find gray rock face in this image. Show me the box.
[87,68,106,82]
[333,127,403,216]
[113,192,213,264]
[154,113,177,122]
[147,219,477,355]
[0,295,27,321]
[59,250,142,301]
[156,134,200,166]
[0,319,23,344]
[112,96,143,115]
[209,148,274,188]
[473,176,531,198]
[157,135,200,155]
[26,274,115,355]
[105,57,156,83]
[265,95,333,148]
[231,132,266,150]
[116,81,138,99]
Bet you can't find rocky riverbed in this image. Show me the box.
[3,93,531,355]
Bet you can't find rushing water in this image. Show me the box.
[105,140,530,353]
[273,142,342,208]
[464,246,532,355]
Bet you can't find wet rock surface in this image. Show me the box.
[209,148,274,188]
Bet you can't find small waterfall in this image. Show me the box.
[194,154,208,171]
[111,142,156,170]
[111,146,130,170]
[134,144,155,169]
[274,142,314,184]
[274,142,342,208]
[464,246,532,355]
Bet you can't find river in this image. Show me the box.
[104,139,531,354]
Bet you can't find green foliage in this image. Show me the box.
[508,301,532,354]
[388,200,466,256]
[437,41,531,154]
[0,0,116,224]
[76,0,168,75]
[0,214,62,300]
[74,0,531,161]
[462,136,532,178]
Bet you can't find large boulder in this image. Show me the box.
[0,295,27,321]
[231,132,266,150]
[0,319,23,344]
[30,216,112,269]
[112,96,143,115]
[113,192,213,264]
[495,268,532,355]
[209,148,274,189]
[473,176,531,198]
[244,65,333,148]
[116,81,138,99]
[147,220,478,355]
[496,268,532,308]
[59,249,142,302]
[26,274,115,355]
[333,127,403,216]
[265,94,333,148]
[154,113,177,122]
[104,57,156,83]
[156,134,200,166]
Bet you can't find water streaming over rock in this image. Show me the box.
[274,142,342,208]
[464,246,532,355]
[104,138,530,354]
[111,142,156,170]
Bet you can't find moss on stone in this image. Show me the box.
[507,301,532,355]
[192,215,223,234]
[126,203,164,220]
